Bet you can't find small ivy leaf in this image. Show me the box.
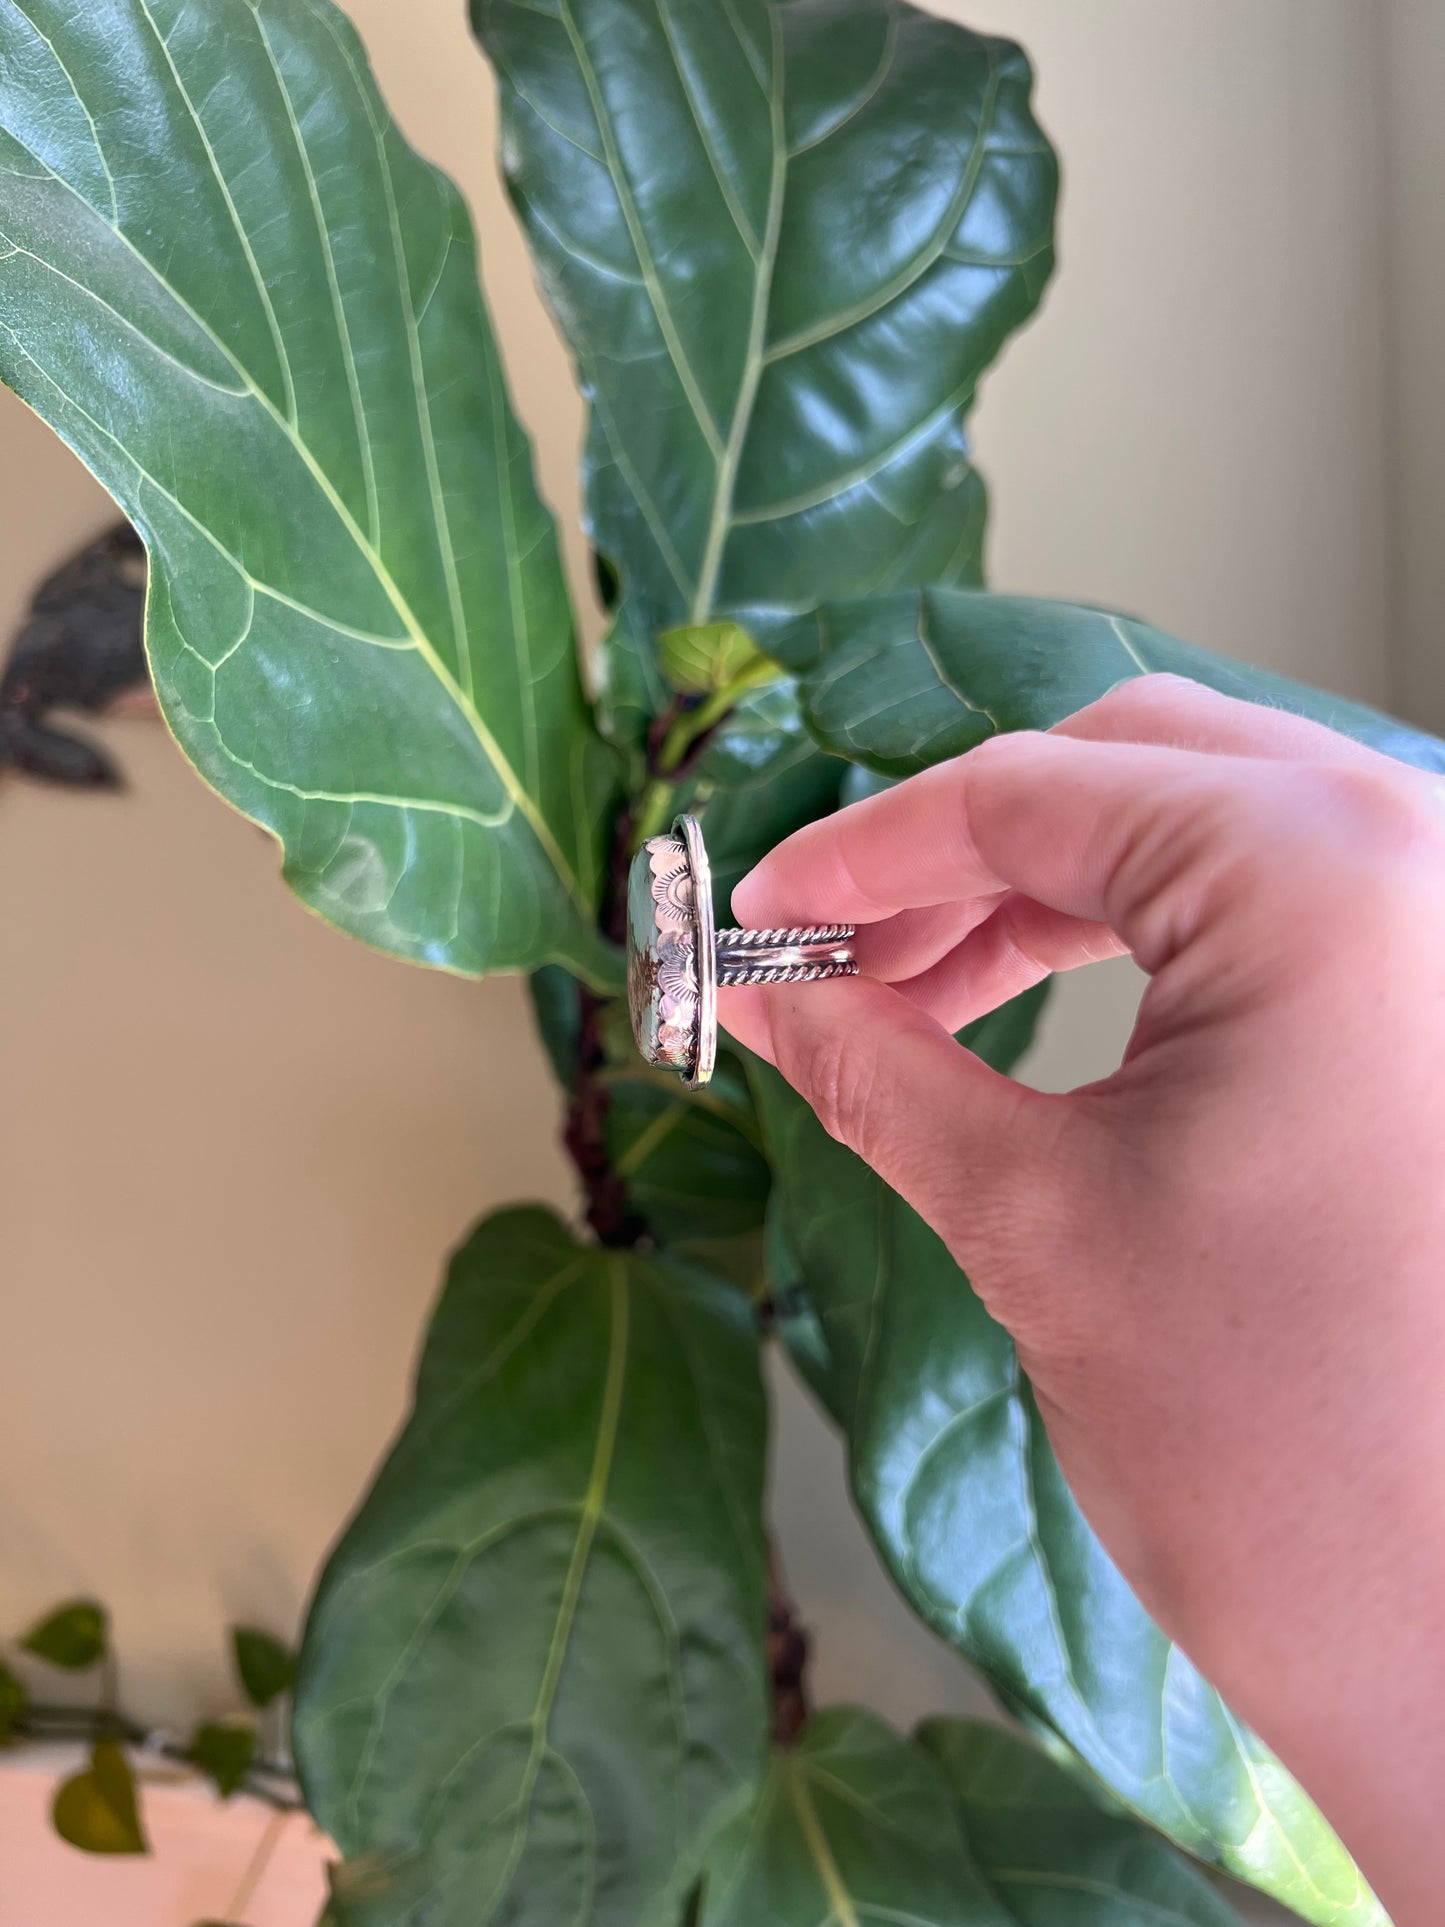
[0,1661,28,1739]
[231,1628,294,1710]
[51,1739,148,1855]
[21,1599,108,1670]
[190,1721,257,1800]
[657,621,775,699]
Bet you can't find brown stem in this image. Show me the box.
[563,984,645,1248]
[558,793,649,1247]
[767,1547,810,1748]
[556,676,742,1245]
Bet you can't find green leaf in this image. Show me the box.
[52,1740,148,1855]
[780,588,1445,776]
[0,1660,27,1738]
[696,749,846,923]
[21,1598,107,1670]
[232,1626,294,1711]
[190,1720,257,1800]
[602,1055,770,1244]
[294,1206,768,1927]
[0,0,620,986]
[749,1061,1385,1926]
[527,963,585,1090]
[658,621,775,698]
[473,0,1058,744]
[692,678,818,791]
[919,1718,1245,1925]
[698,1708,1005,1926]
[956,979,1051,1079]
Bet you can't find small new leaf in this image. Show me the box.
[52,1740,148,1855]
[21,1599,108,1670]
[657,622,774,698]
[190,1721,257,1801]
[0,1661,27,1739]
[232,1627,294,1711]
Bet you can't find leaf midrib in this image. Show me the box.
[487,1257,630,1911]
[787,1760,863,1927]
[689,3,786,622]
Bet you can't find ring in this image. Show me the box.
[626,813,858,1088]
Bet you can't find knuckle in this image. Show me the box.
[1100,672,1194,721]
[1301,762,1445,871]
[798,1027,881,1162]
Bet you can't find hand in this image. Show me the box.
[721,675,1445,1925]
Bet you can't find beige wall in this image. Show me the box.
[1380,0,1445,733]
[0,2,1410,1845]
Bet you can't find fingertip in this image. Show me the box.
[728,848,796,928]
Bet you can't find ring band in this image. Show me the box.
[714,926,858,985]
[626,814,858,1087]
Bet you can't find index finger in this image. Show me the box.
[730,678,1373,933]
[729,750,1008,929]
[729,728,1312,958]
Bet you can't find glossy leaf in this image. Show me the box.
[294,1207,768,1927]
[699,1707,1009,1926]
[527,962,587,1092]
[777,588,1445,776]
[750,1060,1384,1925]
[232,1626,294,1711]
[0,0,620,985]
[474,0,1057,745]
[52,1740,148,1856]
[21,1598,107,1670]
[691,677,819,790]
[695,747,846,923]
[190,1721,257,1801]
[919,1719,1244,1925]
[0,1660,26,1739]
[602,1058,771,1243]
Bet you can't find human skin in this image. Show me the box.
[720,675,1445,1926]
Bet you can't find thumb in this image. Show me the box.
[721,975,1072,1279]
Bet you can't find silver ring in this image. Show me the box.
[626,814,858,1088]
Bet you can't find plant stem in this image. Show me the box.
[563,984,645,1247]
[656,657,778,773]
[559,656,764,1238]
[13,1707,302,1812]
[767,1548,810,1748]
[225,1804,291,1920]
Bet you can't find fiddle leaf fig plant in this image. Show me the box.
[3,2,1441,1924]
